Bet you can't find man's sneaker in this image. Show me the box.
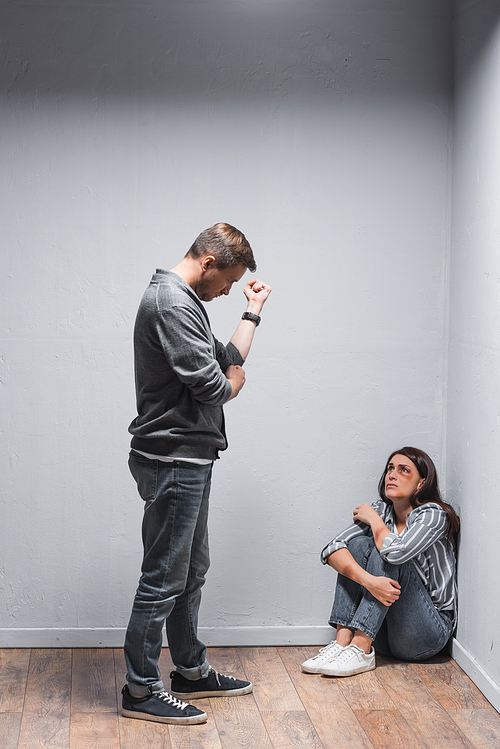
[301,641,345,673]
[170,667,253,699]
[121,684,207,724]
[320,644,376,677]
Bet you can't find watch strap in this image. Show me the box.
[242,311,261,327]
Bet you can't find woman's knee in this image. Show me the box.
[346,535,375,563]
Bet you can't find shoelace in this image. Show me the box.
[156,690,189,710]
[311,640,339,660]
[209,667,236,686]
[334,645,362,664]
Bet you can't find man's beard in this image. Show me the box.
[193,275,220,302]
[192,277,213,302]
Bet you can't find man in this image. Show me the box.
[122,223,272,725]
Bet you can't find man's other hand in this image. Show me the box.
[226,364,246,400]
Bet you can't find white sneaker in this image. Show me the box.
[301,641,345,673]
[320,644,375,677]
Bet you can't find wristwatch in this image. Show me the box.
[242,311,261,327]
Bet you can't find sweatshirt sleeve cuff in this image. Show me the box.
[226,341,244,366]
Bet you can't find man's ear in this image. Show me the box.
[201,255,216,273]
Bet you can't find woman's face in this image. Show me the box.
[384,454,424,502]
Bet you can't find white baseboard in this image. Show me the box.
[0,625,334,649]
[199,626,334,647]
[450,638,500,713]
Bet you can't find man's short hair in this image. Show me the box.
[186,223,257,273]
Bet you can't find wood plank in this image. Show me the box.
[188,648,272,747]
[72,649,117,714]
[0,648,31,712]
[353,708,420,749]
[70,713,120,749]
[278,646,372,749]
[448,708,500,749]
[0,713,23,749]
[260,709,323,749]
[118,713,173,749]
[375,659,475,749]
[337,666,397,711]
[209,695,273,749]
[238,647,304,712]
[412,658,491,710]
[168,721,222,749]
[18,649,71,749]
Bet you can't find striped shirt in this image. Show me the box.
[321,499,457,621]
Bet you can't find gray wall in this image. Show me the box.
[1,0,452,649]
[447,0,500,711]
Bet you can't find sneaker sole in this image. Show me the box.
[321,662,376,677]
[301,664,327,674]
[122,707,208,725]
[171,683,253,700]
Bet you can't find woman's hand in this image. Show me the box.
[327,548,401,607]
[353,503,381,526]
[353,503,391,550]
[366,576,401,607]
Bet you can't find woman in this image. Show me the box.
[302,447,459,677]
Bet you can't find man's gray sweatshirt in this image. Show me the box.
[128,270,244,460]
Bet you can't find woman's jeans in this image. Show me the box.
[124,452,213,695]
[329,536,454,661]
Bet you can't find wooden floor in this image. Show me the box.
[1,646,500,749]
